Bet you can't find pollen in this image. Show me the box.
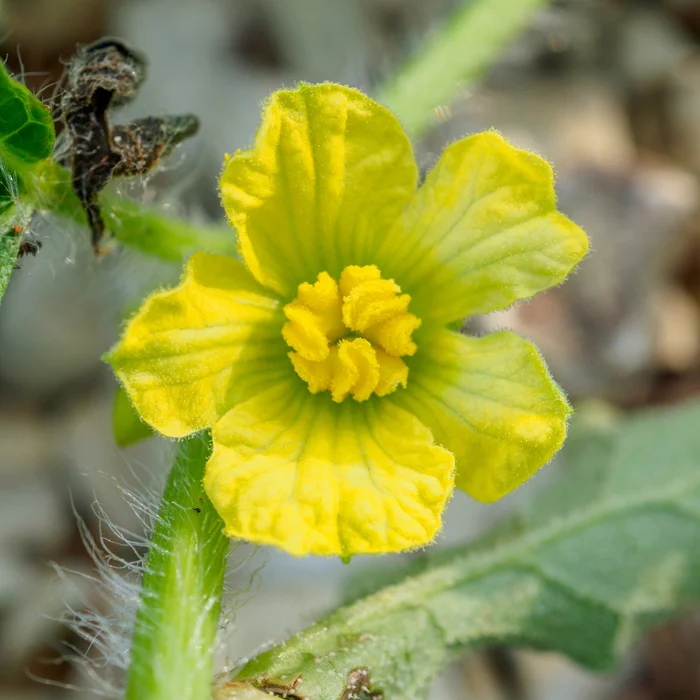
[283,265,420,402]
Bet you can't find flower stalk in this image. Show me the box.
[125,435,228,700]
[377,0,551,138]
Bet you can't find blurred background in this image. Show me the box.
[2,0,700,698]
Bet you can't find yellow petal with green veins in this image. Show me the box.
[375,131,588,325]
[106,252,287,438]
[205,380,454,556]
[219,83,418,298]
[392,329,571,502]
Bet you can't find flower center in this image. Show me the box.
[282,265,421,402]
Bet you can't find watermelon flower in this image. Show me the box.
[107,83,588,557]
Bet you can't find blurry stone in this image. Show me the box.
[242,0,369,83]
[435,646,615,700]
[421,2,692,162]
[669,0,700,40]
[0,480,69,552]
[0,562,93,673]
[618,5,694,154]
[652,284,700,372]
[550,84,637,172]
[428,78,636,173]
[517,650,614,700]
[449,652,506,700]
[364,0,458,78]
[669,55,700,174]
[0,555,34,607]
[229,5,287,71]
[491,0,607,81]
[615,612,700,700]
[618,6,692,88]
[0,408,53,478]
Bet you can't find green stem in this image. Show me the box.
[377,0,551,138]
[125,435,228,700]
[33,162,235,261]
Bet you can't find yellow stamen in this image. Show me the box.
[332,338,379,402]
[288,351,333,393]
[342,279,411,332]
[283,266,420,401]
[364,312,421,357]
[375,348,409,396]
[282,272,345,361]
[338,265,382,297]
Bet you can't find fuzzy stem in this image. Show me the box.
[125,435,228,700]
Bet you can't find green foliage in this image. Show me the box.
[0,60,54,213]
[0,65,56,213]
[0,61,55,303]
[231,401,700,699]
[377,0,550,138]
[112,386,155,447]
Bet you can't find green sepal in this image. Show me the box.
[112,384,155,447]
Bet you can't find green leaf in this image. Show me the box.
[0,61,55,303]
[377,0,552,139]
[112,385,155,447]
[0,60,54,212]
[228,401,700,699]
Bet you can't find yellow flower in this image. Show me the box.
[107,83,588,557]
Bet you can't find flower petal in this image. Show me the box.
[393,329,571,502]
[106,252,288,438]
[205,380,454,556]
[375,131,588,324]
[220,83,418,298]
